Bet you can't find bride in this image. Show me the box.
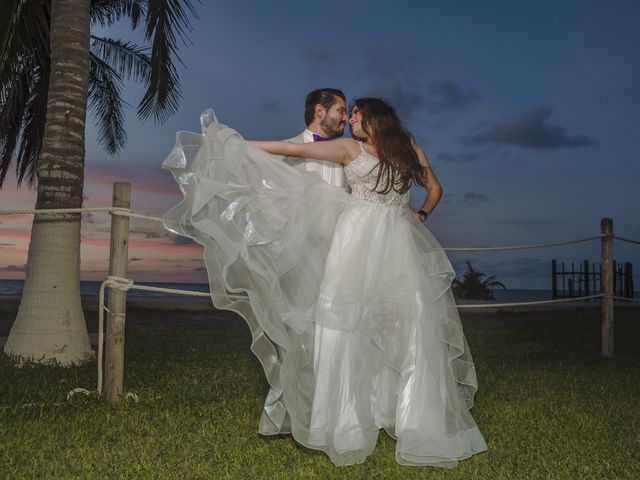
[163,97,487,467]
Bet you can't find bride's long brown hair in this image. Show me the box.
[351,98,425,194]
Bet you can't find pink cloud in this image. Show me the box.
[0,246,27,255]
[1,214,33,223]
[1,170,210,284]
[85,165,182,197]
[80,235,202,253]
[0,229,32,242]
[0,264,25,272]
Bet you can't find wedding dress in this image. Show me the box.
[162,110,487,467]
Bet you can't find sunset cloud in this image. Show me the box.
[492,217,566,233]
[301,50,340,68]
[425,79,481,114]
[85,165,181,196]
[437,152,480,163]
[261,100,281,114]
[464,106,596,150]
[460,193,491,206]
[0,264,25,272]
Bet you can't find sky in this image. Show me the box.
[1,0,639,289]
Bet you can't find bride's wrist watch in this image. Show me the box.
[417,209,429,222]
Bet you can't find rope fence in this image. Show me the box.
[97,276,215,394]
[2,208,636,252]
[0,207,620,252]
[456,294,605,309]
[1,206,630,251]
[1,183,639,403]
[0,206,165,224]
[615,236,640,246]
[444,235,605,252]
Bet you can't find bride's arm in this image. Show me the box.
[249,138,356,165]
[412,141,442,221]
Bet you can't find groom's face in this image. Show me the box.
[319,96,348,138]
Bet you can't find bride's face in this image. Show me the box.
[349,107,368,140]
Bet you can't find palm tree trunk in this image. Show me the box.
[4,0,93,365]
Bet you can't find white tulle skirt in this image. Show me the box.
[162,113,487,467]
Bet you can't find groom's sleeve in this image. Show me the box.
[281,133,307,170]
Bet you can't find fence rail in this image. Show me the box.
[2,183,640,404]
[551,259,634,299]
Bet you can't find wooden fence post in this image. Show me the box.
[583,260,590,297]
[624,263,631,298]
[601,218,614,358]
[105,182,131,405]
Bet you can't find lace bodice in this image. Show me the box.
[344,142,409,207]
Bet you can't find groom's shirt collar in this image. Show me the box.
[302,129,315,143]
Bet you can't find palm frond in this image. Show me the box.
[0,60,48,188]
[484,279,506,290]
[122,0,145,29]
[138,0,198,122]
[0,0,49,90]
[452,261,506,300]
[2,0,199,188]
[91,35,151,82]
[14,63,49,186]
[0,65,30,186]
[0,0,50,188]
[90,0,146,29]
[89,54,127,154]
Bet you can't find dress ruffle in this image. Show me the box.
[162,112,487,467]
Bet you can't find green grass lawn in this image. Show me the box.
[1,307,639,479]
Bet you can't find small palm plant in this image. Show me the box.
[452,261,506,300]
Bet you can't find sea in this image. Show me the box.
[0,279,210,298]
[0,279,553,302]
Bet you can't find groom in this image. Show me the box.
[258,88,349,437]
[284,88,349,190]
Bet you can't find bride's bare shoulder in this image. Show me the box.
[333,138,360,158]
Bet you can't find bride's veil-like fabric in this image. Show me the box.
[163,109,342,434]
[162,111,486,467]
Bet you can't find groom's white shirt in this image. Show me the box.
[287,129,348,191]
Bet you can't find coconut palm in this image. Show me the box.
[1,0,198,364]
[452,261,506,300]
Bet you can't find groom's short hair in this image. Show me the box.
[304,88,346,126]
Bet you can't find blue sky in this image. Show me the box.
[2,0,639,288]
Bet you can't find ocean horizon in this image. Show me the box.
[0,279,614,303]
[0,279,210,298]
[3,279,638,303]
